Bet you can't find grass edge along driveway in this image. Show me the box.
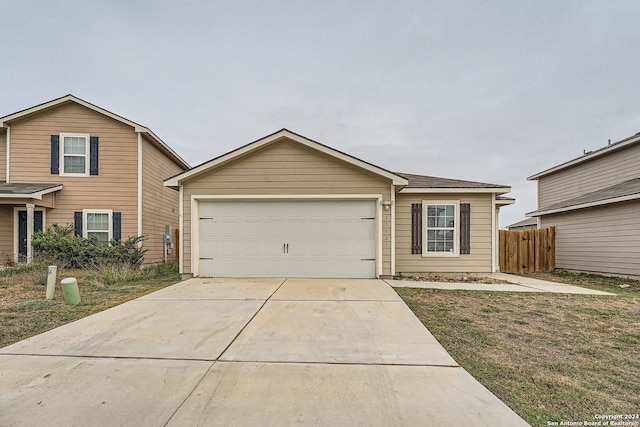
[396,271,640,427]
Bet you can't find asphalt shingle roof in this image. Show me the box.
[395,172,508,189]
[0,183,63,195]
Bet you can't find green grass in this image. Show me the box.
[0,261,181,348]
[396,275,640,426]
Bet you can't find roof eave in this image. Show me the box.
[0,184,63,200]
[526,192,640,217]
[399,187,511,194]
[528,134,640,180]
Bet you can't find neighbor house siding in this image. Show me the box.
[538,143,640,209]
[141,135,184,263]
[540,200,640,276]
[8,103,138,238]
[0,207,13,261]
[0,131,6,180]
[181,138,392,276]
[395,193,494,273]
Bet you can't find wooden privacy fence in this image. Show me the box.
[499,227,555,274]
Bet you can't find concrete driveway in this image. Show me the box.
[0,278,529,426]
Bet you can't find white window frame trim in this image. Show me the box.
[60,133,91,177]
[422,200,460,258]
[83,209,113,242]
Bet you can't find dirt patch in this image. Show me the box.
[395,274,513,284]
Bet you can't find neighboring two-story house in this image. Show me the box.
[527,132,640,276]
[0,95,189,264]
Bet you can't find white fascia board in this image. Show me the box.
[164,129,408,187]
[400,187,511,194]
[526,192,640,217]
[528,135,640,180]
[0,185,63,200]
[496,199,516,205]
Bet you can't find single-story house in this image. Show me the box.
[506,217,538,231]
[165,129,513,278]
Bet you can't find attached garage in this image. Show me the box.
[164,129,512,279]
[197,200,377,278]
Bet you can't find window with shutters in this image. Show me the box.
[423,200,460,257]
[83,210,112,243]
[54,133,99,176]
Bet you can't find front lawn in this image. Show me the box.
[396,271,640,427]
[0,262,181,348]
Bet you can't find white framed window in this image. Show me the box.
[83,210,112,243]
[423,200,460,257]
[60,133,90,176]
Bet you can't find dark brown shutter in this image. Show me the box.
[411,203,422,254]
[460,203,471,254]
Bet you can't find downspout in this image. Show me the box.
[390,183,396,276]
[137,133,143,247]
[179,185,184,275]
[491,193,497,272]
[6,126,10,183]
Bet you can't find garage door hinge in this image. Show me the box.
[200,257,213,260]
[360,217,375,220]
[200,217,214,220]
[360,258,375,261]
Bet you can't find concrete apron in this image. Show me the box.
[0,278,529,426]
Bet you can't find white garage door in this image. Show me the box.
[198,200,376,278]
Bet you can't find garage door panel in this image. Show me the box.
[198,200,376,278]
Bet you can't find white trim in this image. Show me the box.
[390,183,396,276]
[190,194,383,278]
[491,194,497,272]
[59,133,90,177]
[527,192,640,217]
[179,186,184,275]
[422,200,460,258]
[164,129,408,187]
[5,126,10,183]
[137,133,143,244]
[495,198,516,206]
[528,134,640,180]
[0,94,189,169]
[82,209,113,242]
[0,185,63,199]
[400,187,511,194]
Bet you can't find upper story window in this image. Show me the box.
[51,134,99,176]
[61,134,90,175]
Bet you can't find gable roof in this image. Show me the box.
[396,172,511,194]
[528,132,640,180]
[527,177,640,217]
[0,94,190,169]
[164,129,409,188]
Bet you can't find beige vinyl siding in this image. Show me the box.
[538,143,640,208]
[0,207,13,261]
[540,200,640,276]
[181,138,392,276]
[8,103,138,238]
[0,131,6,180]
[395,193,494,273]
[141,135,184,263]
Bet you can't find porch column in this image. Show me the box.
[26,203,34,264]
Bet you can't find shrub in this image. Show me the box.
[32,224,147,270]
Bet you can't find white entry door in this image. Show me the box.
[197,200,376,278]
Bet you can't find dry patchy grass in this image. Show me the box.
[396,277,640,427]
[0,263,180,348]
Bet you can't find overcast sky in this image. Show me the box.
[2,1,639,227]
